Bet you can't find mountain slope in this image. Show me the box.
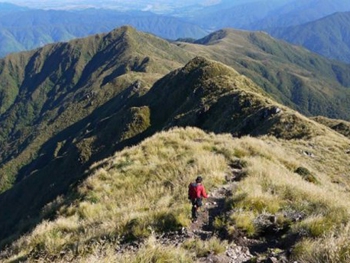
[185,0,291,30]
[312,115,350,139]
[269,12,350,63]
[182,0,350,31]
[0,3,29,16]
[178,28,350,120]
[0,55,332,248]
[3,26,350,196]
[1,124,350,262]
[0,25,192,192]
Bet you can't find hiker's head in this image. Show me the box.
[196,176,203,183]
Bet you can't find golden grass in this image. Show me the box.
[292,224,350,263]
[2,126,350,262]
[182,236,227,257]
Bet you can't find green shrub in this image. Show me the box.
[295,167,318,184]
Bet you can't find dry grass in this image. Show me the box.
[2,126,350,262]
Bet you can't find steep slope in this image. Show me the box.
[269,12,350,63]
[1,124,350,262]
[0,25,192,192]
[178,28,350,120]
[0,55,331,249]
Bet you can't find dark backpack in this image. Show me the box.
[188,183,199,200]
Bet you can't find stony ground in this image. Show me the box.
[184,181,292,263]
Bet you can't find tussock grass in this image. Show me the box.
[1,127,232,262]
[2,127,350,262]
[182,236,227,257]
[292,224,350,263]
[79,235,194,263]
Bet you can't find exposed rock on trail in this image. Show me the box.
[183,163,294,263]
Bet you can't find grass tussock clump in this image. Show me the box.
[292,224,350,263]
[115,235,194,263]
[182,236,227,257]
[295,166,318,184]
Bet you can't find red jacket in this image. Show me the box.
[188,182,208,199]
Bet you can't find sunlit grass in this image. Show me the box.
[2,127,350,262]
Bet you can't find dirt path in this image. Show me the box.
[185,173,294,263]
[186,183,254,263]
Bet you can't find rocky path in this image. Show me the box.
[184,160,293,263]
[187,183,254,263]
[120,161,293,262]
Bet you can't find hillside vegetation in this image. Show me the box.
[312,116,350,139]
[1,125,350,262]
[0,25,192,193]
[178,28,350,120]
[1,26,350,262]
[0,54,320,243]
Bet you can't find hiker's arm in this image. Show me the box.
[201,186,208,198]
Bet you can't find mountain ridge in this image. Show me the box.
[179,28,350,120]
[0,26,192,192]
[0,52,334,247]
[269,11,350,63]
[1,26,350,262]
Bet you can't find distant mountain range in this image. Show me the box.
[0,2,28,14]
[0,6,208,57]
[269,12,350,63]
[1,1,350,63]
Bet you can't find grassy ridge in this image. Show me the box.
[0,56,327,248]
[179,28,350,120]
[1,126,350,262]
[312,116,350,139]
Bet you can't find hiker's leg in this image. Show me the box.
[192,205,197,219]
[191,200,197,220]
[196,198,203,212]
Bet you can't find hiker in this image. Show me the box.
[188,176,208,222]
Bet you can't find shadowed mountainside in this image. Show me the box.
[0,55,333,248]
[0,25,192,192]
